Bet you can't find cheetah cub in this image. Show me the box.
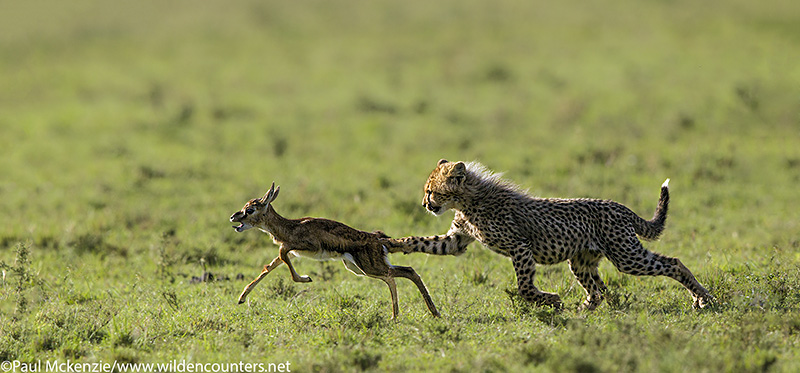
[230,182,440,319]
[387,159,713,311]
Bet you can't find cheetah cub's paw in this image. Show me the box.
[693,293,715,309]
[537,292,564,311]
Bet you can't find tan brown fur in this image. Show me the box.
[231,182,440,319]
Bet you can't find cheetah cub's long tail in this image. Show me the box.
[633,179,670,241]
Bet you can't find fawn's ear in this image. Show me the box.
[270,185,280,203]
[260,185,271,203]
[261,182,278,204]
[449,162,466,184]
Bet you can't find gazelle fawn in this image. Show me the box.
[230,183,440,319]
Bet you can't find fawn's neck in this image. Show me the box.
[258,205,295,242]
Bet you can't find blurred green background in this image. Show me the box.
[1,0,799,371]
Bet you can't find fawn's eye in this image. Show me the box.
[246,208,254,214]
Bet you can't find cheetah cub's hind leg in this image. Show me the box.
[605,239,713,309]
[568,250,608,311]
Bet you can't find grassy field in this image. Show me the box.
[2,0,800,371]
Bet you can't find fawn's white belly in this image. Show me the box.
[290,246,391,277]
[291,250,343,261]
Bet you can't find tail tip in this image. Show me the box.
[662,178,670,189]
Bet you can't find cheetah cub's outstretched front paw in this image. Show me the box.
[383,238,410,254]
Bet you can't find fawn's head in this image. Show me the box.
[230,182,280,232]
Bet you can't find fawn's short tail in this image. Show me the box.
[632,179,670,241]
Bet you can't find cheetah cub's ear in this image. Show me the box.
[449,161,467,184]
[438,159,449,165]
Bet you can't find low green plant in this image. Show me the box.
[1,0,799,370]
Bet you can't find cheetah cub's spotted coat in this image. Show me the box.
[388,159,712,310]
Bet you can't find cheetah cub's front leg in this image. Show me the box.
[512,249,563,310]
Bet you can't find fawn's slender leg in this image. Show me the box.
[279,245,312,283]
[390,266,441,317]
[238,256,283,304]
[381,277,400,320]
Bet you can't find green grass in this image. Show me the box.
[2,0,800,371]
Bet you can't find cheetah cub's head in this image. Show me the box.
[422,159,467,216]
[230,182,280,232]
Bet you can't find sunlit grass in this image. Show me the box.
[1,0,800,371]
